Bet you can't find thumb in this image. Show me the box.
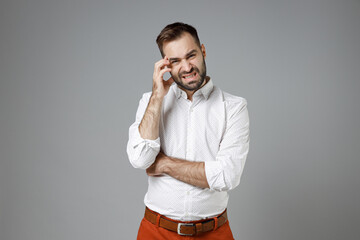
[166,77,174,85]
[163,77,174,87]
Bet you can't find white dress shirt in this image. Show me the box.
[127,79,249,221]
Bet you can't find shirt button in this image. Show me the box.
[187,191,190,195]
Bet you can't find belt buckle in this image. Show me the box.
[177,222,195,236]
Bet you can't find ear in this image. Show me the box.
[201,44,206,59]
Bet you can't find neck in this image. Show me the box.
[182,76,210,101]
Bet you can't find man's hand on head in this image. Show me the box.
[152,56,174,99]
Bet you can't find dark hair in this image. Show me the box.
[156,22,201,56]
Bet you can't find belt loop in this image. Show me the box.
[156,214,161,227]
[213,216,218,231]
[196,223,203,235]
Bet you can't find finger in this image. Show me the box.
[147,173,164,177]
[146,167,154,176]
[155,57,167,66]
[154,58,168,69]
[153,68,171,85]
[157,67,172,80]
[159,67,171,75]
[154,57,170,71]
[146,168,164,177]
[152,174,165,177]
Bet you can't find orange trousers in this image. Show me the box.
[137,217,235,240]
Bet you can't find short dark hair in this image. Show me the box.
[156,22,201,57]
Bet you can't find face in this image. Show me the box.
[162,33,207,92]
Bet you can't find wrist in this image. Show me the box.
[150,92,165,102]
[161,155,173,175]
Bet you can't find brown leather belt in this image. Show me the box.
[144,207,228,236]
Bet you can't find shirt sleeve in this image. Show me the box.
[127,93,161,169]
[205,98,250,192]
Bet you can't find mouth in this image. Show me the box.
[181,72,198,82]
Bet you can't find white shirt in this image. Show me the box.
[127,79,249,221]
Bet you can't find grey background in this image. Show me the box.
[1,0,359,239]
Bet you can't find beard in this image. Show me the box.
[171,58,207,92]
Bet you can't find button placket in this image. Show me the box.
[184,103,194,219]
[189,110,195,159]
[185,103,194,160]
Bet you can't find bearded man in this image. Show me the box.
[127,22,250,239]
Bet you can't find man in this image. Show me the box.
[127,22,249,239]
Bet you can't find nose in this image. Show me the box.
[181,59,192,72]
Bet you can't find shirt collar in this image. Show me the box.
[173,78,214,100]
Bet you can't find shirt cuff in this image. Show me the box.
[204,161,227,192]
[128,126,161,169]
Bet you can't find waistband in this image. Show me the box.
[144,207,228,236]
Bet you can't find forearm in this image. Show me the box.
[147,153,210,189]
[139,95,163,140]
[164,157,210,189]
[138,56,174,140]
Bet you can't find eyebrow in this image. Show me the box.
[169,49,198,62]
